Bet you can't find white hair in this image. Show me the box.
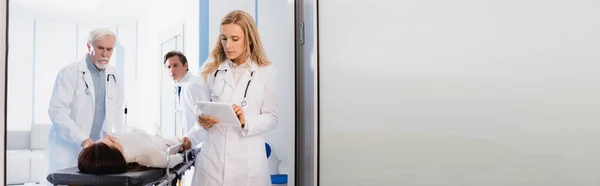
[87,27,116,46]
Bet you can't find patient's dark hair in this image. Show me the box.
[78,143,152,174]
[78,142,127,174]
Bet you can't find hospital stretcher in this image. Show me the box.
[46,142,199,186]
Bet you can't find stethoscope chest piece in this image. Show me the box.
[241,99,248,108]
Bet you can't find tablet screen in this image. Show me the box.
[195,101,241,126]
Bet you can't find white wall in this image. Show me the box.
[33,20,77,124]
[320,0,600,185]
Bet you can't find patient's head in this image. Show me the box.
[77,135,126,174]
[99,134,124,154]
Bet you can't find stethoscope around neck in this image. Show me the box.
[81,71,117,95]
[211,69,254,108]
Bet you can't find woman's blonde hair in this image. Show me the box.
[201,10,270,80]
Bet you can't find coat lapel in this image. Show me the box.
[217,61,235,89]
[230,60,258,106]
[235,61,257,96]
[78,59,95,107]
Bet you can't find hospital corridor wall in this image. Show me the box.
[318,0,600,185]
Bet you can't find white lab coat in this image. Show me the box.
[191,59,279,186]
[176,72,206,147]
[45,59,125,175]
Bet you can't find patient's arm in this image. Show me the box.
[132,149,183,169]
[162,136,181,147]
[123,130,185,168]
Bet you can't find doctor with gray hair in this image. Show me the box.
[44,27,125,178]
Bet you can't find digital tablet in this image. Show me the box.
[195,101,241,126]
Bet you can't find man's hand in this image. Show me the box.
[81,138,94,149]
[181,137,192,150]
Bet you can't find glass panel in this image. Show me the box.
[319,0,600,185]
[5,0,296,185]
[33,20,76,124]
[7,19,34,131]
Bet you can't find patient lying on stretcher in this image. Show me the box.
[77,129,185,175]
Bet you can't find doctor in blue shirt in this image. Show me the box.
[45,27,125,178]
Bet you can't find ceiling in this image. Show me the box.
[10,0,148,22]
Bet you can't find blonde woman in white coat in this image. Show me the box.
[192,10,279,186]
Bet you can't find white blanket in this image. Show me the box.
[111,128,183,169]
